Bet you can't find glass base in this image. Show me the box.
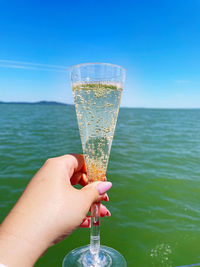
[62,245,127,267]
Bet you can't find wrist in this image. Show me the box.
[0,210,49,267]
[0,229,36,267]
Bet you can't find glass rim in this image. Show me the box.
[69,62,126,73]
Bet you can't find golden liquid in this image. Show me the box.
[73,83,122,182]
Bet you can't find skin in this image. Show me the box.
[0,154,112,267]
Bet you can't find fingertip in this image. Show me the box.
[100,193,109,202]
[82,161,87,173]
[81,181,111,204]
[99,204,111,217]
[71,172,82,185]
[79,173,88,186]
[80,217,91,228]
[104,193,109,202]
[106,210,111,217]
[97,182,112,195]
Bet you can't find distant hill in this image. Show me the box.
[0,101,72,106]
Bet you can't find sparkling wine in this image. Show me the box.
[73,82,122,182]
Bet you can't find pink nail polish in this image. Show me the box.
[97,182,112,195]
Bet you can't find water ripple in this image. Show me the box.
[1,105,200,266]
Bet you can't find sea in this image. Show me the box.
[1,103,200,267]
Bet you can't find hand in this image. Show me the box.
[0,154,112,267]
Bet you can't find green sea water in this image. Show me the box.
[1,104,200,267]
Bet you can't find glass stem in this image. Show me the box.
[90,202,100,262]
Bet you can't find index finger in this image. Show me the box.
[69,154,86,173]
[53,154,86,179]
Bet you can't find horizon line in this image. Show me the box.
[0,100,200,109]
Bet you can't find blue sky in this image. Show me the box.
[0,0,200,108]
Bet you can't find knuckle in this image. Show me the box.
[45,157,55,165]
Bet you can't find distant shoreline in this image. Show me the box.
[0,101,200,109]
[0,101,71,106]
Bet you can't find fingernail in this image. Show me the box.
[106,210,111,217]
[80,217,91,228]
[104,193,109,202]
[97,182,112,195]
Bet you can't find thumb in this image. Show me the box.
[81,181,112,205]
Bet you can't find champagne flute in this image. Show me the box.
[62,63,126,267]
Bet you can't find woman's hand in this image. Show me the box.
[0,154,112,267]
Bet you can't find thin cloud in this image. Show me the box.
[0,59,68,72]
